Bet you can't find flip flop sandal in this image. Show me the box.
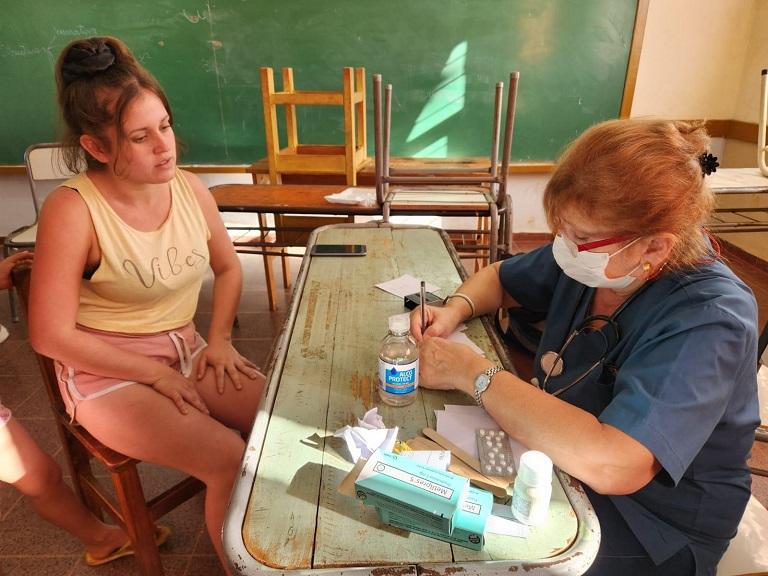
[84,524,172,567]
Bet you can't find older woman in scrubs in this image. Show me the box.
[412,119,759,576]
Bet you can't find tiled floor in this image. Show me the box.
[0,235,766,576]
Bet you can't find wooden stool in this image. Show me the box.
[260,66,366,186]
[246,67,367,310]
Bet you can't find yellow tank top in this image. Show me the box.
[66,170,210,333]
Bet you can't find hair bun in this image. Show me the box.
[61,40,115,83]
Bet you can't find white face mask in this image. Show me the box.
[552,234,641,289]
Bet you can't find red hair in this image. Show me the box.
[544,118,715,270]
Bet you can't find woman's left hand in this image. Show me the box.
[196,337,262,394]
[419,336,490,393]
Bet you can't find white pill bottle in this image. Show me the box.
[510,450,553,526]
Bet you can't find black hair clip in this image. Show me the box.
[699,152,719,176]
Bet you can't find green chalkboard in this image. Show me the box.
[0,1,641,165]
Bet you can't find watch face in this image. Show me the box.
[475,373,490,392]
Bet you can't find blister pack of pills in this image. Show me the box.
[476,428,516,479]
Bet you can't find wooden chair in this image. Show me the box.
[373,72,519,264]
[12,266,205,576]
[260,66,367,186]
[232,67,367,311]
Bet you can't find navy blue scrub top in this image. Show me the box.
[499,244,759,569]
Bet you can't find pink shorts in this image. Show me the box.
[55,323,206,422]
[0,399,10,428]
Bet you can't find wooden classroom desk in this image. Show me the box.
[245,157,553,185]
[708,167,768,193]
[212,183,501,217]
[707,168,768,233]
[224,223,599,575]
[212,184,381,216]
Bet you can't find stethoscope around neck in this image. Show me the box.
[538,282,651,397]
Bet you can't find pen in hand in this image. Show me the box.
[420,280,426,333]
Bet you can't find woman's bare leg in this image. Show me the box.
[75,384,251,575]
[192,356,265,434]
[0,417,128,559]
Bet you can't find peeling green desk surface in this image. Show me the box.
[225,224,598,575]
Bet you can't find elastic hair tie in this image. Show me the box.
[698,152,719,177]
[61,40,116,83]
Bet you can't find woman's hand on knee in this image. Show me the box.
[196,338,262,394]
[151,370,210,415]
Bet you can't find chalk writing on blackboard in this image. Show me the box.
[181,9,208,24]
[2,24,100,60]
[54,25,97,38]
[2,45,51,58]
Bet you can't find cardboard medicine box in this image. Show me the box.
[355,450,468,532]
[376,485,493,551]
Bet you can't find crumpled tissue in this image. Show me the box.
[333,407,399,463]
[324,187,378,207]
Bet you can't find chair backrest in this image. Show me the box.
[24,143,82,221]
[373,72,519,208]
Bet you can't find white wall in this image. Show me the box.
[733,0,768,124]
[723,0,768,167]
[631,0,754,119]
[3,174,39,235]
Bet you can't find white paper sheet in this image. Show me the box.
[486,503,530,537]
[435,404,528,470]
[375,274,440,298]
[446,330,485,356]
[399,450,451,471]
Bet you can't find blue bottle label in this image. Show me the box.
[378,359,419,395]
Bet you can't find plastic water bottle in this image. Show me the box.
[378,314,419,406]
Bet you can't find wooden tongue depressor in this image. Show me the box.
[407,436,509,499]
[418,428,510,498]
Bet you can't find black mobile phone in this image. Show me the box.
[310,244,367,256]
[404,291,443,310]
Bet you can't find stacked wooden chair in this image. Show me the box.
[231,67,369,310]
